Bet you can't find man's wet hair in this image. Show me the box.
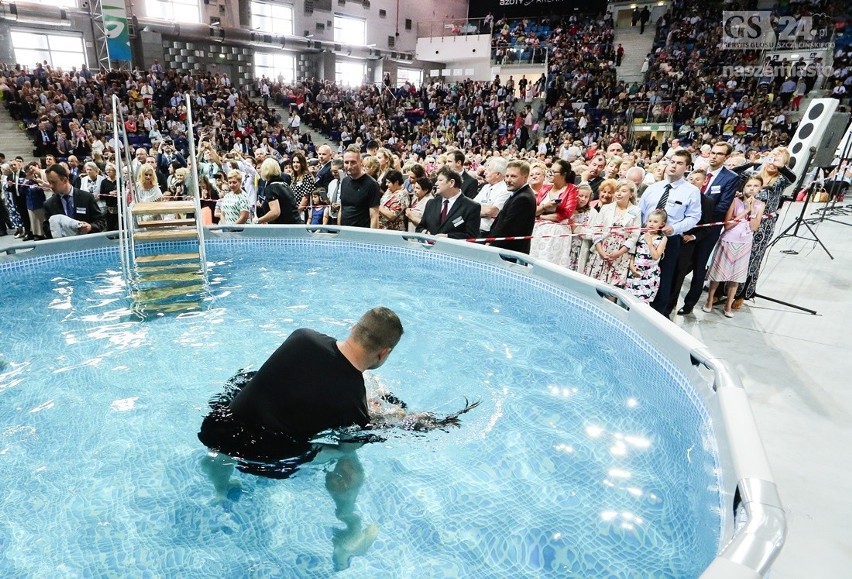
[352,307,403,353]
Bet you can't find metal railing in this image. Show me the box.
[184,92,208,277]
[111,94,133,288]
[416,17,492,39]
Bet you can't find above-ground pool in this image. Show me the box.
[0,229,784,576]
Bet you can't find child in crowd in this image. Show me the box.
[567,182,593,272]
[703,176,764,317]
[625,209,668,303]
[306,189,329,225]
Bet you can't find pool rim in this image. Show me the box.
[1,225,785,578]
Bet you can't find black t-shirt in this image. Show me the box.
[229,328,368,437]
[261,179,302,224]
[340,173,381,227]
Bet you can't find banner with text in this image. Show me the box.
[103,1,132,62]
[468,0,607,19]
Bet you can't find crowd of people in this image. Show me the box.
[1,0,850,317]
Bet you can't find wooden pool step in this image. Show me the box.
[136,218,196,228]
[131,282,205,303]
[135,262,200,274]
[131,201,195,215]
[133,228,198,242]
[135,252,200,264]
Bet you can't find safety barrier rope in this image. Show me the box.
[465,211,779,244]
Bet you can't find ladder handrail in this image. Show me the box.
[184,92,208,277]
[111,94,132,287]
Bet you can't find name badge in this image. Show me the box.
[76,207,87,215]
[452,216,464,227]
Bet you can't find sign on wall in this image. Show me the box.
[468,0,607,19]
[103,1,132,62]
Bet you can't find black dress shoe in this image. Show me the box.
[677,306,694,315]
[22,233,34,241]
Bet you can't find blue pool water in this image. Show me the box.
[0,239,722,576]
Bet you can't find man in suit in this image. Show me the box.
[668,169,716,315]
[488,160,537,254]
[448,150,479,199]
[638,150,702,316]
[416,166,480,240]
[33,121,55,157]
[314,145,335,191]
[156,138,186,175]
[42,164,107,239]
[675,142,740,315]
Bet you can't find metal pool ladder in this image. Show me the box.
[113,95,209,315]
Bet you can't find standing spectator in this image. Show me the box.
[638,150,702,316]
[377,170,409,231]
[448,150,479,199]
[473,157,511,236]
[404,177,434,232]
[616,44,624,67]
[339,145,381,228]
[415,166,480,239]
[674,142,739,315]
[215,170,250,225]
[488,160,537,254]
[640,6,650,34]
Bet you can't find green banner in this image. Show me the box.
[103,1,132,62]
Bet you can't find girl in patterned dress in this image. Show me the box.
[703,177,764,317]
[626,209,668,303]
[567,183,594,273]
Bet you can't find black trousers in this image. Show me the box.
[13,194,30,233]
[668,225,724,311]
[651,234,682,316]
[683,225,724,307]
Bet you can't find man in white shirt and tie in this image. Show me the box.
[473,157,511,236]
[638,150,702,316]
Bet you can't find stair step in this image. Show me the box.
[134,228,198,242]
[136,218,196,228]
[135,262,200,273]
[132,201,195,215]
[135,271,204,284]
[134,301,203,314]
[132,283,205,302]
[135,252,200,264]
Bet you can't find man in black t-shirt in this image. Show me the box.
[199,307,403,469]
[198,307,404,570]
[339,144,381,228]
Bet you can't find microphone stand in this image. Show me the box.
[753,146,825,315]
[764,146,833,260]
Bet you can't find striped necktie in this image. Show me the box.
[656,184,671,210]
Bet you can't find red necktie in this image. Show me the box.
[440,199,449,224]
[701,172,713,194]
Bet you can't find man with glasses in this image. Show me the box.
[674,142,740,315]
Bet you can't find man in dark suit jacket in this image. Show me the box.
[448,150,479,199]
[416,166,480,240]
[314,145,335,191]
[488,160,537,254]
[675,142,740,315]
[42,164,107,239]
[668,169,717,315]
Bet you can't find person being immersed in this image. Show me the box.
[197,306,478,570]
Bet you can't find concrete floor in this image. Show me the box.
[2,200,850,575]
[668,201,852,577]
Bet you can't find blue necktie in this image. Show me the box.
[63,195,74,217]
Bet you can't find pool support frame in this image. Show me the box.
[2,224,786,578]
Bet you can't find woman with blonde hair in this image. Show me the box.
[256,158,300,224]
[731,146,795,306]
[215,169,250,224]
